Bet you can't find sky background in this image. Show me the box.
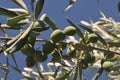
[0,0,120,80]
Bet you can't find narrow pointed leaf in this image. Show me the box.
[7,14,29,26]
[41,14,59,30]
[35,0,44,18]
[64,0,77,11]
[1,24,22,29]
[12,0,28,10]
[31,0,35,12]
[8,8,28,14]
[118,2,120,12]
[0,7,18,17]
[5,22,34,54]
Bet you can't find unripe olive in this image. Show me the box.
[33,50,47,62]
[50,29,66,42]
[26,56,35,67]
[104,52,115,61]
[21,43,35,56]
[82,59,88,69]
[64,26,76,36]
[43,40,56,55]
[67,48,76,58]
[86,53,95,63]
[55,42,67,50]
[51,50,61,59]
[102,61,113,71]
[88,33,98,43]
[27,36,36,46]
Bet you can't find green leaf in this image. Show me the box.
[0,7,18,17]
[118,2,120,12]
[1,24,22,29]
[8,8,28,14]
[79,24,94,33]
[35,0,44,19]
[31,0,35,12]
[4,22,34,54]
[12,0,28,10]
[7,14,29,26]
[40,14,59,30]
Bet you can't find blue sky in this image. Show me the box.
[0,0,119,80]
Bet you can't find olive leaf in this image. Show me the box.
[1,24,22,29]
[8,8,28,14]
[64,0,77,12]
[7,14,29,26]
[0,7,18,17]
[31,0,35,12]
[34,0,44,19]
[12,0,28,10]
[40,14,59,30]
[73,67,78,80]
[4,22,34,55]
[118,2,120,12]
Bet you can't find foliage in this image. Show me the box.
[0,0,120,80]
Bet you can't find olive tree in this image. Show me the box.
[0,0,120,80]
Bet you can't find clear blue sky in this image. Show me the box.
[0,0,119,80]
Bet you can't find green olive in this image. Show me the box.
[50,29,66,42]
[67,48,76,58]
[88,33,98,43]
[51,50,61,59]
[43,40,56,55]
[21,43,35,56]
[33,50,47,62]
[82,59,88,69]
[26,56,35,67]
[27,36,36,46]
[102,61,113,71]
[86,53,96,63]
[64,26,76,36]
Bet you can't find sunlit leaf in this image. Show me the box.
[4,22,34,54]
[118,2,120,12]
[35,0,44,19]
[8,8,28,14]
[12,0,28,10]
[64,0,77,11]
[7,14,29,26]
[0,7,18,17]
[40,14,59,30]
[1,24,22,29]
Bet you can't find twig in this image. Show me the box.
[92,68,104,80]
[0,37,47,42]
[74,43,120,55]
